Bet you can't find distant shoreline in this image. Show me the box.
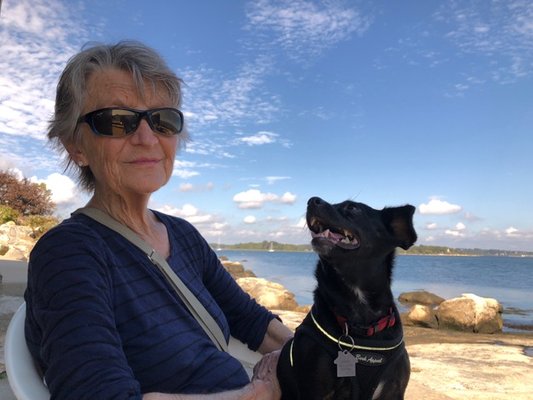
[213,246,533,258]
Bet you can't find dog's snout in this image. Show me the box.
[308,197,324,206]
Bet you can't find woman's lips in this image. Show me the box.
[128,158,161,165]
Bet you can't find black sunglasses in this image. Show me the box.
[77,107,184,137]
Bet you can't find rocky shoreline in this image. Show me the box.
[1,257,532,399]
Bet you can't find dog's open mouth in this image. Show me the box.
[308,218,360,250]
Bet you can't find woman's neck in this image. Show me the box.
[86,191,170,258]
[86,191,154,235]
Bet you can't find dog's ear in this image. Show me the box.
[382,205,417,250]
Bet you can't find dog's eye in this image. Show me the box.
[345,204,361,214]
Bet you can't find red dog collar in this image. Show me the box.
[335,308,396,337]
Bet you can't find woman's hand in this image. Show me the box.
[251,350,282,400]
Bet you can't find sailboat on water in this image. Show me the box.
[268,242,275,252]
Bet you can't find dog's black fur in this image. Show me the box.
[277,197,417,400]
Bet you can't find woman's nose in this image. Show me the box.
[131,119,158,145]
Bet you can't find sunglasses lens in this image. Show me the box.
[150,109,183,136]
[84,108,183,137]
[91,109,138,137]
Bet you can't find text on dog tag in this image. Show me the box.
[334,350,357,377]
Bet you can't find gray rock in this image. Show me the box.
[399,290,445,306]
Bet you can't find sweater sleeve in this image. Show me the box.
[24,222,142,400]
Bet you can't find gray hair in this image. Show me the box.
[48,40,186,192]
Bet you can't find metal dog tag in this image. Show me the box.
[334,350,357,377]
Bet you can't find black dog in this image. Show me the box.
[277,197,417,400]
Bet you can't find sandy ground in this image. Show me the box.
[403,326,533,399]
[1,259,532,399]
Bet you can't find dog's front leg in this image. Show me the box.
[370,350,410,400]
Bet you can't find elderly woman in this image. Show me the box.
[24,41,292,400]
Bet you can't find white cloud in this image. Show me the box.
[0,0,89,140]
[244,215,256,224]
[178,182,214,192]
[181,57,280,131]
[212,222,227,231]
[265,176,290,185]
[239,131,278,146]
[233,189,278,209]
[505,227,519,237]
[232,188,297,209]
[173,159,219,179]
[158,204,197,217]
[179,183,194,192]
[444,229,464,237]
[156,204,214,225]
[426,222,438,230]
[34,173,77,205]
[269,231,285,238]
[172,169,200,179]
[266,216,288,222]
[419,198,462,215]
[464,212,482,222]
[245,0,371,62]
[29,172,87,217]
[436,1,533,83]
[280,192,297,204]
[455,222,466,231]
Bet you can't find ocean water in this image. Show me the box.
[217,250,533,333]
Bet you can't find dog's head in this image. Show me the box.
[306,197,417,260]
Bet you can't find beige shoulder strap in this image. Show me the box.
[73,207,228,352]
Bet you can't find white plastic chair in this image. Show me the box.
[228,336,262,378]
[5,303,261,399]
[5,302,50,400]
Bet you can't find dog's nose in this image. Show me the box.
[308,197,324,206]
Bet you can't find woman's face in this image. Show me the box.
[74,68,179,199]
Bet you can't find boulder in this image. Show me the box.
[236,277,299,311]
[1,247,27,261]
[405,304,438,329]
[0,222,36,261]
[220,260,256,279]
[398,290,445,306]
[436,293,503,333]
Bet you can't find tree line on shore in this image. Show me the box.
[212,241,533,258]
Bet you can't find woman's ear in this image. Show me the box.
[63,139,89,167]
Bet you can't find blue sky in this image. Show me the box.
[1,0,532,251]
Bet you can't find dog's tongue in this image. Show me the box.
[311,229,359,249]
